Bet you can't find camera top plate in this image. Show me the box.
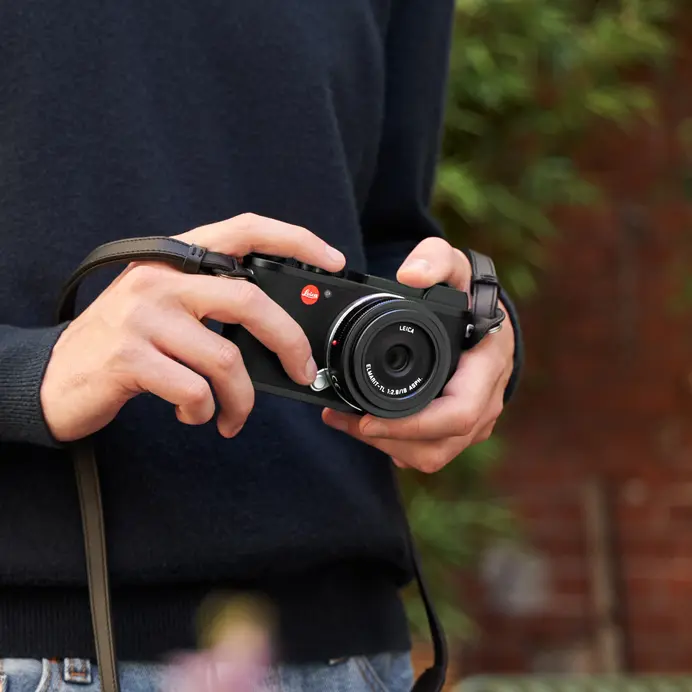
[246,253,469,313]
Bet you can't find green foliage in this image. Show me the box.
[399,439,520,641]
[403,0,677,644]
[434,0,675,300]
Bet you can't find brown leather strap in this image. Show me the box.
[459,248,505,347]
[60,238,258,692]
[72,439,120,692]
[58,236,500,692]
[57,236,253,324]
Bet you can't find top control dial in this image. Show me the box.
[298,262,327,274]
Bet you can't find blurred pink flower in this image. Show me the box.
[164,593,274,692]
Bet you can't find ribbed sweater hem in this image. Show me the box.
[0,563,411,663]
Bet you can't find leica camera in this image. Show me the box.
[58,237,502,422]
[223,254,496,420]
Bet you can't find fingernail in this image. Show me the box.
[327,415,349,432]
[325,245,345,264]
[401,258,430,274]
[362,421,388,437]
[305,356,318,382]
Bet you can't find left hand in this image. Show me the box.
[322,238,515,473]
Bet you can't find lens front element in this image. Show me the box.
[384,344,412,374]
[361,321,433,398]
[326,294,452,418]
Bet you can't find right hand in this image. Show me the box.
[40,213,346,443]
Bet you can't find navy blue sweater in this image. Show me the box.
[0,0,523,663]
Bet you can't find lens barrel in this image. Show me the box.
[325,293,452,418]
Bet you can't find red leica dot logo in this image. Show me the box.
[300,284,320,305]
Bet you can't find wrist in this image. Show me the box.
[0,322,70,447]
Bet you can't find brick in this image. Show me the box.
[460,22,692,673]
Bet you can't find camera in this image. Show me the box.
[58,237,504,422]
[223,254,495,420]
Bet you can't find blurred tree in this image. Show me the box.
[402,0,677,644]
[674,117,692,314]
[436,0,675,301]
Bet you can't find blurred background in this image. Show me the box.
[399,0,692,687]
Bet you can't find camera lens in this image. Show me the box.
[384,345,411,374]
[325,293,452,419]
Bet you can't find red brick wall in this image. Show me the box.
[454,22,692,677]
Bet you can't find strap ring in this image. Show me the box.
[470,274,498,286]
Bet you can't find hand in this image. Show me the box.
[322,238,514,473]
[41,214,346,442]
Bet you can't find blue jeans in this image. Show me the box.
[0,653,413,692]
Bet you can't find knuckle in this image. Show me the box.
[231,279,261,307]
[123,264,164,294]
[119,297,151,332]
[402,417,422,439]
[109,336,145,368]
[455,416,476,437]
[489,400,504,422]
[454,406,480,436]
[234,212,260,230]
[182,378,211,407]
[417,448,449,474]
[216,341,242,372]
[295,225,316,244]
[476,425,495,443]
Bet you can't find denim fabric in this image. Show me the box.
[0,652,413,692]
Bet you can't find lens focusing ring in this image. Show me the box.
[326,294,452,419]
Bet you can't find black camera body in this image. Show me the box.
[223,255,474,419]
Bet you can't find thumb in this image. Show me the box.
[396,238,470,291]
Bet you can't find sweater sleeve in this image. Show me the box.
[360,0,523,403]
[0,323,69,446]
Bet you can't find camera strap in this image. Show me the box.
[57,237,503,692]
[458,248,505,346]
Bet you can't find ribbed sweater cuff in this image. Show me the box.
[0,323,70,447]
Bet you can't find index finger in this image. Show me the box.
[359,344,502,441]
[176,213,346,272]
[177,274,316,385]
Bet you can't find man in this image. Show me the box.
[0,0,523,690]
